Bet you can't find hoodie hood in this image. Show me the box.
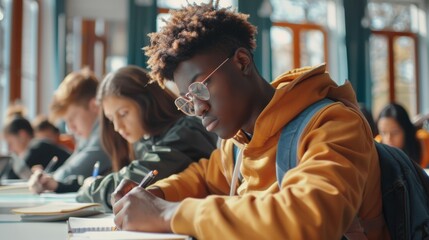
[236,63,360,149]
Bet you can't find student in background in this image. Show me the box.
[73,66,217,210]
[377,102,428,167]
[110,2,389,239]
[2,115,70,179]
[32,116,75,152]
[28,68,111,193]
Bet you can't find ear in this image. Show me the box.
[235,48,252,75]
[88,98,99,113]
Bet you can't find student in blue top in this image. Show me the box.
[28,68,111,193]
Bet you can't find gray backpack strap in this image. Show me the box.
[276,98,334,187]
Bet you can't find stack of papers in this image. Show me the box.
[68,217,191,240]
[12,202,103,221]
[0,182,31,194]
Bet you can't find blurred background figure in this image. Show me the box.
[32,115,75,152]
[2,114,70,179]
[376,103,429,167]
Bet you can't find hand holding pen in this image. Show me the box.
[28,156,59,194]
[112,169,179,233]
[111,169,159,206]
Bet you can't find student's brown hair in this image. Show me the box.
[144,1,257,87]
[50,68,99,120]
[32,115,60,135]
[97,65,183,171]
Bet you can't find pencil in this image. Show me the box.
[138,170,158,188]
[44,156,58,173]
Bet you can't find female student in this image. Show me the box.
[3,115,70,179]
[377,102,429,167]
[30,66,217,210]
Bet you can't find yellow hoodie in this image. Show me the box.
[151,64,390,239]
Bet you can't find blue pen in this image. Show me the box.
[92,161,100,177]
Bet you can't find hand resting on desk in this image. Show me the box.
[111,178,177,233]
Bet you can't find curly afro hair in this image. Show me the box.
[144,1,257,87]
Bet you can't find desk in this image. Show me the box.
[0,192,78,240]
[0,214,67,240]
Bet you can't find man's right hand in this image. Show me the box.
[28,170,58,194]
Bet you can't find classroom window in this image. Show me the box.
[0,0,10,154]
[271,26,293,78]
[157,0,236,31]
[21,0,38,119]
[65,18,127,78]
[270,0,328,75]
[368,1,419,117]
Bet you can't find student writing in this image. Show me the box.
[2,115,70,179]
[111,2,390,239]
[28,68,111,193]
[74,66,218,211]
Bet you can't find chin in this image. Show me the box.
[215,129,237,140]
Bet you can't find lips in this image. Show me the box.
[202,116,219,132]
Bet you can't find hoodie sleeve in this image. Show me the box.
[76,117,218,211]
[169,104,377,240]
[149,147,232,201]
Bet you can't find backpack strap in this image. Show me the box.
[276,98,334,186]
[275,98,369,240]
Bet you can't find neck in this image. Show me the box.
[241,73,275,134]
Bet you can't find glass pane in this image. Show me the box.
[156,13,171,31]
[300,30,324,67]
[271,26,293,78]
[369,35,389,118]
[394,36,417,116]
[21,0,38,119]
[158,0,235,9]
[367,2,416,32]
[0,0,11,154]
[270,0,327,24]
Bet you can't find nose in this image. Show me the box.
[193,98,209,117]
[113,119,124,133]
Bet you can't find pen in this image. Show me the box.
[138,170,158,188]
[44,156,58,173]
[92,161,100,177]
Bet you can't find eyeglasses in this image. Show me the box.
[174,57,230,116]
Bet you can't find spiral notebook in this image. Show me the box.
[68,217,191,240]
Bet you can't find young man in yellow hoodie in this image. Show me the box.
[111,2,390,239]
